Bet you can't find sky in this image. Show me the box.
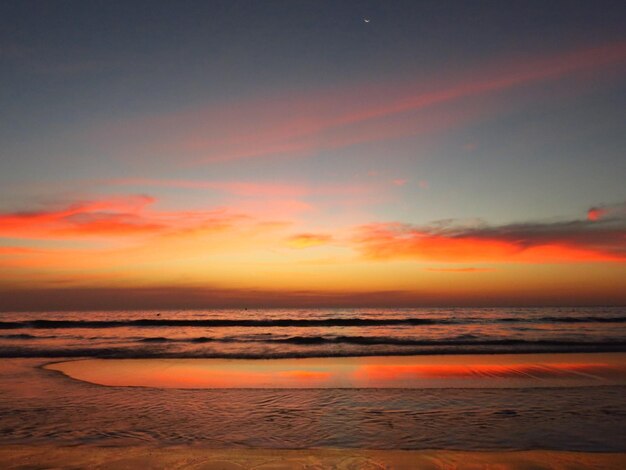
[0,0,625,310]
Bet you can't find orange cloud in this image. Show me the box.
[2,193,625,309]
[0,195,241,240]
[354,209,626,263]
[286,233,333,248]
[0,246,45,256]
[425,267,495,273]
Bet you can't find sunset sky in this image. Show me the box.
[1,1,625,310]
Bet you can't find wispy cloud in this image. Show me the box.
[425,267,495,273]
[109,178,371,198]
[97,41,626,166]
[0,195,241,240]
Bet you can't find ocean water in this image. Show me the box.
[1,307,625,359]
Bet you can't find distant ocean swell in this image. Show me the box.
[1,308,624,358]
[1,315,625,329]
[135,335,626,348]
[1,338,625,359]
[4,333,626,347]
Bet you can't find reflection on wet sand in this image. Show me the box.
[46,352,626,389]
[2,358,625,450]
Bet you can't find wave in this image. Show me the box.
[0,318,443,329]
[0,333,41,340]
[2,339,625,359]
[500,316,626,323]
[139,336,216,343]
[263,336,626,347]
[1,315,625,329]
[0,333,59,340]
[134,334,626,347]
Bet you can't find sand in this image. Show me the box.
[0,446,624,469]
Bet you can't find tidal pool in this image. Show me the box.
[46,352,626,389]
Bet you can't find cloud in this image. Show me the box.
[111,178,309,198]
[286,233,333,249]
[587,202,626,221]
[354,207,626,263]
[0,195,241,241]
[97,41,626,166]
[425,267,495,273]
[109,178,371,198]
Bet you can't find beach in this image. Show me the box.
[1,308,625,468]
[1,354,626,468]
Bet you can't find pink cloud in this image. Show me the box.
[587,207,606,221]
[109,178,371,198]
[95,41,626,166]
[587,202,626,221]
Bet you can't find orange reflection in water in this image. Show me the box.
[47,353,626,389]
[353,362,620,381]
[145,366,334,388]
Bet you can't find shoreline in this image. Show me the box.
[0,445,624,469]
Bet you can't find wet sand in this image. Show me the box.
[2,358,625,451]
[0,445,624,469]
[2,357,625,467]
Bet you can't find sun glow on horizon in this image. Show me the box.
[0,9,625,310]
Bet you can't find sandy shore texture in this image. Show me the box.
[0,446,624,469]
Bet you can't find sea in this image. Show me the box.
[1,306,625,359]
